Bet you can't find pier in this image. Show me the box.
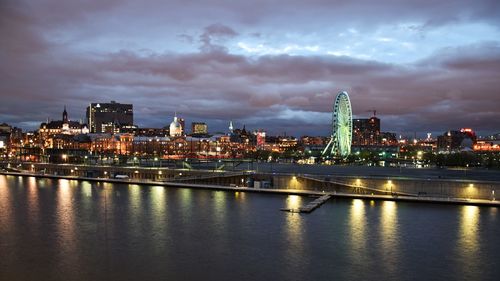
[281,194,332,213]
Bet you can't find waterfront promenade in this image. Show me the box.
[2,169,499,208]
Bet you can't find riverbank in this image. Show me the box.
[1,170,499,207]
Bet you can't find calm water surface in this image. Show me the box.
[0,175,499,281]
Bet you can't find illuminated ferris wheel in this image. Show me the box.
[322,91,352,159]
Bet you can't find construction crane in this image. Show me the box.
[366,109,377,117]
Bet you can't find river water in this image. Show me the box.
[0,175,499,281]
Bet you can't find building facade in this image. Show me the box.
[86,101,133,133]
[352,117,380,145]
[169,114,183,137]
[191,122,208,135]
[39,107,89,140]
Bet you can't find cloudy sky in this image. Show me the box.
[1,0,499,137]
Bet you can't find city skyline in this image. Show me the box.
[1,0,500,136]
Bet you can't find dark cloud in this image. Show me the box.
[1,0,500,136]
[199,23,239,52]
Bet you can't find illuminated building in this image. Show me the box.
[86,101,133,133]
[300,136,325,146]
[0,123,12,134]
[169,113,183,137]
[131,136,170,156]
[231,125,251,143]
[352,116,380,145]
[278,136,298,152]
[0,123,13,153]
[460,128,477,140]
[437,130,476,152]
[39,107,89,139]
[121,127,169,137]
[256,130,266,148]
[191,122,208,135]
[380,132,398,145]
[474,141,500,152]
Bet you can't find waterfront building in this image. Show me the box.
[86,101,133,133]
[131,136,170,156]
[121,126,169,137]
[39,107,89,140]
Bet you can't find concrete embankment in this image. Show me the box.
[1,170,499,207]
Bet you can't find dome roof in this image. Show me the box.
[170,117,181,129]
[169,115,182,137]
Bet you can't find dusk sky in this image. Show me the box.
[1,0,500,137]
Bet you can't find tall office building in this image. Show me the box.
[86,101,133,133]
[352,116,380,145]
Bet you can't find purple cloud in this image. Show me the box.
[1,0,499,137]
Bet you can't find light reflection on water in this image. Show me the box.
[457,205,480,279]
[0,175,499,281]
[0,175,12,229]
[285,212,303,243]
[149,185,167,255]
[459,206,480,253]
[128,184,142,216]
[26,177,40,225]
[349,199,367,252]
[213,191,227,224]
[179,188,193,219]
[81,181,92,198]
[286,195,302,210]
[151,186,166,222]
[126,184,142,240]
[234,191,246,202]
[285,196,305,269]
[380,201,400,277]
[56,179,77,273]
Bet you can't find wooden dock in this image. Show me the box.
[281,194,332,213]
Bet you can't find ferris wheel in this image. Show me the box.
[322,91,353,159]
